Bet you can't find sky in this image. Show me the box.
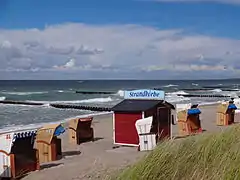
[1,0,240,79]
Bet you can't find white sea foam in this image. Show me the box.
[163,84,179,88]
[57,90,64,93]
[117,90,125,97]
[209,88,222,93]
[1,91,48,95]
[0,96,6,101]
[165,95,191,103]
[166,91,189,95]
[219,91,239,98]
[27,97,113,104]
[165,91,190,102]
[54,90,73,93]
[78,97,113,103]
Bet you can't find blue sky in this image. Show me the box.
[1,0,240,79]
[1,0,240,38]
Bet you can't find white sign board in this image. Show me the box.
[124,89,165,100]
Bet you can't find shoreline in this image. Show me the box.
[0,99,224,133]
[0,111,113,134]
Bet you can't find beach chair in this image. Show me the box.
[0,128,40,179]
[216,102,237,126]
[36,124,65,163]
[234,110,240,123]
[175,103,192,122]
[68,117,94,145]
[177,108,202,136]
[135,116,157,151]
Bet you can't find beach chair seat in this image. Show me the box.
[177,107,202,136]
[76,127,94,144]
[177,120,190,136]
[69,117,94,145]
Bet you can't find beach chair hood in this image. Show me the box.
[69,118,79,131]
[217,102,237,113]
[69,117,93,131]
[177,110,188,121]
[36,124,65,144]
[187,108,201,115]
[217,103,228,113]
[228,104,237,110]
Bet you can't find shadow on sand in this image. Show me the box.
[62,150,81,158]
[93,137,104,141]
[40,162,64,170]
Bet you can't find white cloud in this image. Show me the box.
[152,0,240,5]
[64,58,75,68]
[53,58,76,69]
[1,23,240,79]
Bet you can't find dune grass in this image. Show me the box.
[114,126,240,180]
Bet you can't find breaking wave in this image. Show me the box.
[117,90,125,97]
[27,97,113,105]
[166,91,189,95]
[0,96,6,101]
[209,89,222,93]
[163,84,179,88]
[164,91,190,102]
[1,91,48,95]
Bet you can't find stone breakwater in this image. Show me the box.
[0,100,112,112]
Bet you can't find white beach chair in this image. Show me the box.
[175,103,192,122]
[135,117,156,151]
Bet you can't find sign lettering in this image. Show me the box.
[124,89,165,100]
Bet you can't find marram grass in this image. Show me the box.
[114,126,240,180]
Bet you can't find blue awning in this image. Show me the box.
[188,108,201,115]
[54,125,65,136]
[228,104,237,110]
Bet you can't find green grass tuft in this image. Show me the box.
[115,126,240,180]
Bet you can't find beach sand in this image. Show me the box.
[22,104,235,180]
[23,113,146,180]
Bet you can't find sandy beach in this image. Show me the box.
[22,104,236,180]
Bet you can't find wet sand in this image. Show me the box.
[22,104,236,180]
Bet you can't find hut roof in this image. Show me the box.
[112,99,175,112]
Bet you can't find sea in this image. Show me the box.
[1,79,240,131]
